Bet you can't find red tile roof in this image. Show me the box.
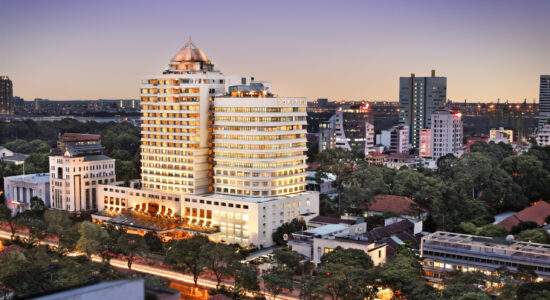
[497,201,550,231]
[368,152,387,158]
[60,133,101,142]
[361,194,426,216]
[309,216,356,225]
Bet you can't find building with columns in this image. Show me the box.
[3,173,50,213]
[95,40,319,248]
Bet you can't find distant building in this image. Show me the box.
[489,128,513,143]
[365,152,420,169]
[536,123,550,146]
[0,76,14,115]
[399,70,446,148]
[538,75,550,129]
[389,125,410,154]
[431,109,464,161]
[306,170,336,196]
[0,146,13,158]
[365,122,375,155]
[4,173,50,213]
[497,201,550,231]
[421,231,550,289]
[361,194,427,220]
[419,129,431,158]
[1,152,29,165]
[49,133,115,212]
[318,106,374,155]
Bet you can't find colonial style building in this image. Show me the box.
[49,134,115,212]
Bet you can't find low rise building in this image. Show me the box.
[490,128,514,143]
[306,170,336,196]
[3,173,50,213]
[421,231,550,288]
[365,152,420,169]
[497,201,550,231]
[361,194,427,220]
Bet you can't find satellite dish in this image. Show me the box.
[283,234,289,241]
[506,235,515,242]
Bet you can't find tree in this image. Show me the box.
[76,221,109,257]
[273,247,302,275]
[380,247,431,298]
[475,224,508,237]
[29,196,46,216]
[263,266,294,300]
[272,218,306,246]
[165,234,210,289]
[44,210,79,252]
[201,242,239,288]
[143,231,163,253]
[443,271,487,299]
[117,233,149,270]
[517,229,550,244]
[511,221,539,234]
[0,204,17,240]
[501,155,550,202]
[234,264,260,295]
[319,246,373,270]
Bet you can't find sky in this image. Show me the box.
[0,0,549,103]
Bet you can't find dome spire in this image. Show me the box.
[166,38,214,73]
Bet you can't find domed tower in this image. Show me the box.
[140,39,225,194]
[165,39,215,73]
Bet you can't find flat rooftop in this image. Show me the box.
[423,231,550,260]
[4,173,50,183]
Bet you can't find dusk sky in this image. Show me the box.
[1,0,549,102]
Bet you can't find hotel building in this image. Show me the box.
[95,40,319,247]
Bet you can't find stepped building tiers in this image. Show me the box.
[94,40,319,247]
[49,133,116,212]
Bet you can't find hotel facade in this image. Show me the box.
[95,40,319,247]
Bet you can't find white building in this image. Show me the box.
[431,110,463,161]
[364,122,375,155]
[3,173,50,213]
[50,154,116,212]
[419,129,431,158]
[0,146,13,158]
[389,125,410,154]
[489,128,513,144]
[94,40,319,248]
[536,123,550,146]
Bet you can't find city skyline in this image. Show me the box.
[1,0,549,102]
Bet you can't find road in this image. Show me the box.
[0,228,298,300]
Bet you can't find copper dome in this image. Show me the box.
[170,39,210,63]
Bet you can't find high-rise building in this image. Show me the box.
[364,122,375,155]
[213,83,308,197]
[140,40,225,194]
[389,125,410,154]
[399,70,446,148]
[430,110,463,161]
[95,40,319,247]
[539,75,550,129]
[419,129,432,158]
[0,76,14,115]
